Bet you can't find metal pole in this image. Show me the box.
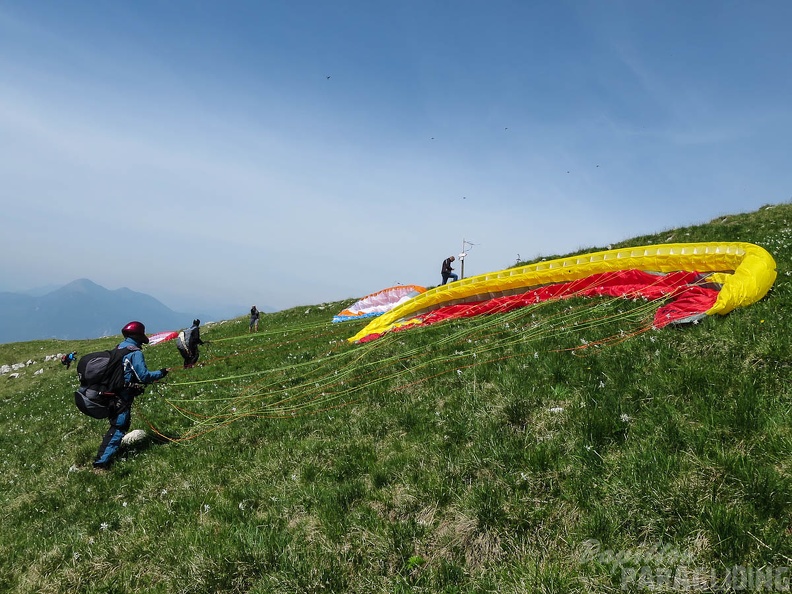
[461,238,466,279]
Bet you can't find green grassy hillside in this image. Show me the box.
[1,203,790,593]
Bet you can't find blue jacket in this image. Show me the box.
[117,337,165,385]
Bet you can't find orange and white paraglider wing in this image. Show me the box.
[333,285,426,323]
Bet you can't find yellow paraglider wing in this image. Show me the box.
[349,242,776,343]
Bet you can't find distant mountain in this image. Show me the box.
[0,279,195,344]
[19,283,62,297]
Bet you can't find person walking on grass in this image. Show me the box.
[176,319,205,368]
[93,321,169,471]
[249,306,260,332]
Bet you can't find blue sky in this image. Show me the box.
[1,1,790,315]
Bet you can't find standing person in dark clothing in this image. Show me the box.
[249,306,260,332]
[441,255,458,285]
[176,319,205,368]
[93,321,169,471]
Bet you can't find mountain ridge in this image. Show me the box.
[0,280,202,344]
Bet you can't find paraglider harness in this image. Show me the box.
[176,329,191,357]
[74,346,144,419]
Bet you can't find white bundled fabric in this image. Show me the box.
[333,285,426,323]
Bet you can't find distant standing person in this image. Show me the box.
[441,255,458,285]
[93,321,169,471]
[176,319,205,368]
[249,306,260,332]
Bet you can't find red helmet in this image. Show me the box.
[121,321,150,344]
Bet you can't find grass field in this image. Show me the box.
[1,203,790,593]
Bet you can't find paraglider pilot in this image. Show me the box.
[176,319,205,368]
[61,351,77,369]
[441,255,458,285]
[94,321,169,471]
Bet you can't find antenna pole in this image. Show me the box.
[459,239,476,279]
[461,238,466,279]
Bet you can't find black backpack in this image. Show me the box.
[74,346,138,419]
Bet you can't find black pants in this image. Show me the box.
[178,345,199,368]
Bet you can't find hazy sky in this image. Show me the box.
[1,1,790,314]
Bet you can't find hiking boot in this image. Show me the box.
[92,462,110,474]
